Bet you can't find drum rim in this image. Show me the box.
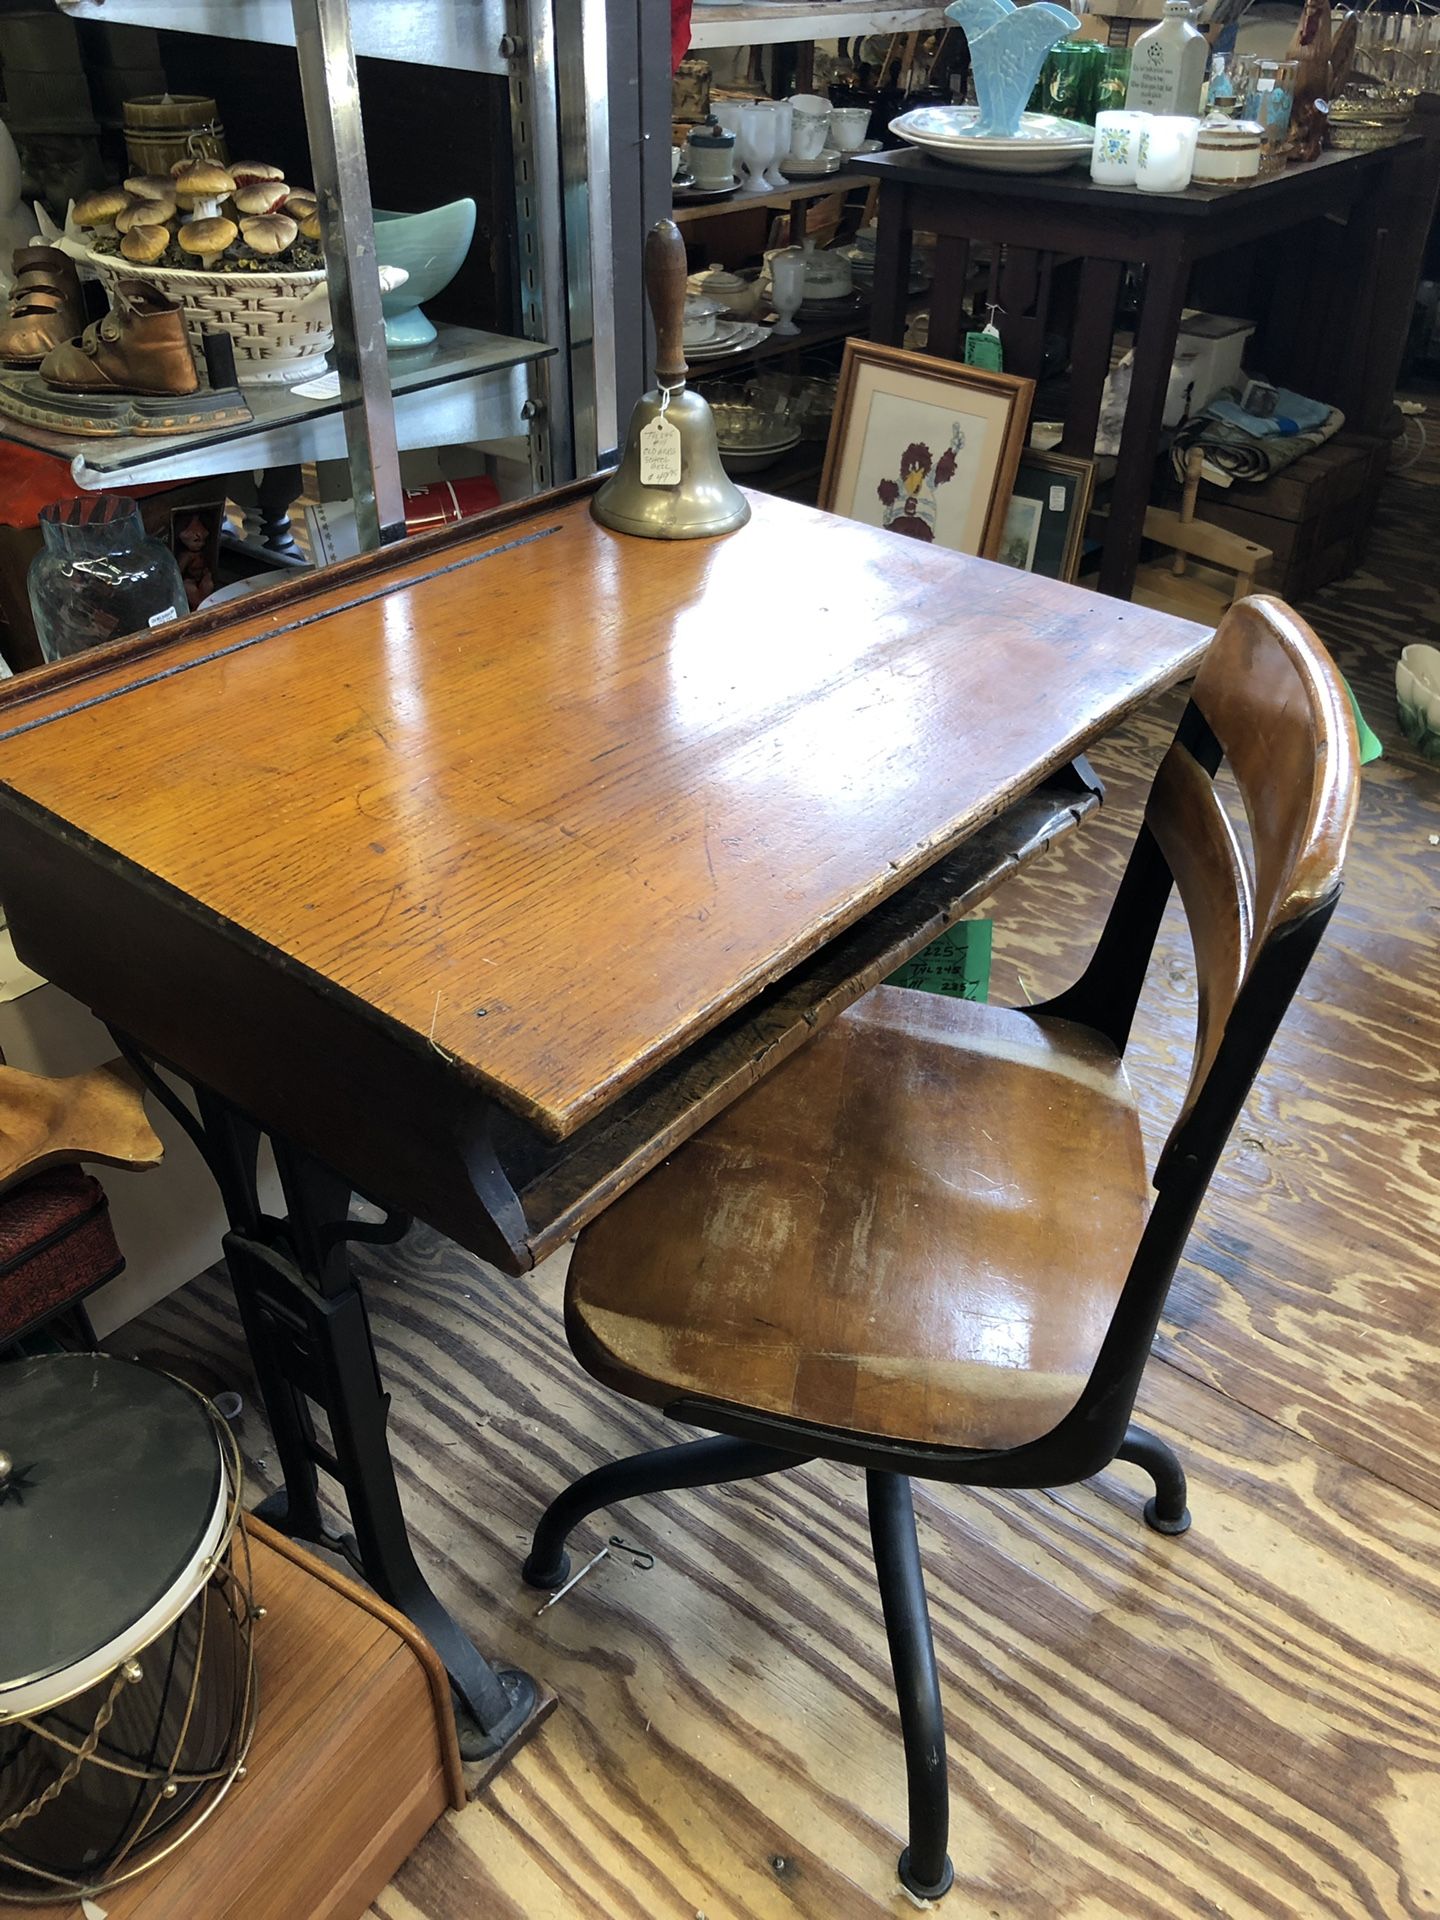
[0,1362,237,1721]
[0,1402,259,1905]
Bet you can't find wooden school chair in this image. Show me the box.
[522,596,1361,1901]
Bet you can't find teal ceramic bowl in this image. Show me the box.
[374,198,477,349]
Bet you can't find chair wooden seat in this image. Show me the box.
[569,988,1149,1453]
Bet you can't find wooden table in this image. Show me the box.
[857,144,1411,598]
[0,482,1206,1759]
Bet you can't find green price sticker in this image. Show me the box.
[886,918,992,1001]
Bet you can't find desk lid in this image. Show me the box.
[0,489,1205,1139]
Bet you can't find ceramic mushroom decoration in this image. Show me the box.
[62,160,328,273]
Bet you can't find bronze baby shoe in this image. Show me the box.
[0,246,86,369]
[40,280,199,397]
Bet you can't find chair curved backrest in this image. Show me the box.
[1039,595,1360,1473]
[1143,596,1359,1172]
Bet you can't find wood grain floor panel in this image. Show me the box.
[130,1238,1440,1920]
[114,453,1440,1917]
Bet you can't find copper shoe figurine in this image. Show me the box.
[0,246,86,369]
[40,280,199,397]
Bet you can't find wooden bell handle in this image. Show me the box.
[646,218,689,390]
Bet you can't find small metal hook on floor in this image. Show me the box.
[608,1536,654,1570]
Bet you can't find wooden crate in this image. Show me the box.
[6,1518,464,1920]
[1162,432,1392,600]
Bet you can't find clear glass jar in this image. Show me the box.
[27,496,187,664]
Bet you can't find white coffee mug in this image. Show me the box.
[1135,116,1200,193]
[1091,111,1146,185]
[791,109,830,160]
[828,106,871,152]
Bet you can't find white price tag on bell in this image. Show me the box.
[639,391,683,487]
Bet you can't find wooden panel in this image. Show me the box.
[0,491,1205,1141]
[118,1244,1440,1920]
[569,988,1149,1450]
[0,777,1093,1277]
[7,1522,459,1920]
[1191,596,1358,940]
[518,774,1099,1262]
[1145,739,1253,1140]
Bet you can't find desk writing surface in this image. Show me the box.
[0,491,1205,1140]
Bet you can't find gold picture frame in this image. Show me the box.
[998,449,1097,584]
[818,340,1035,562]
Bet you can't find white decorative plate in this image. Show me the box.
[890,106,1094,173]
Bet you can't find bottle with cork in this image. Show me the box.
[1125,0,1208,115]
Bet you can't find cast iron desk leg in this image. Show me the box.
[114,1038,538,1764]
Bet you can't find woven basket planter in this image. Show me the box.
[66,239,333,387]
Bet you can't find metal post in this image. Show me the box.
[552,0,614,474]
[506,0,575,484]
[291,0,406,546]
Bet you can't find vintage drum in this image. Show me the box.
[0,1355,257,1904]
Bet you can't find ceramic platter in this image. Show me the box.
[672,177,740,204]
[890,107,1094,174]
[719,434,802,473]
[687,320,771,361]
[781,152,843,177]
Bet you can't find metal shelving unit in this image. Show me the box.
[44,0,660,544]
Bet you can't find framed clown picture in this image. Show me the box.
[819,341,1034,562]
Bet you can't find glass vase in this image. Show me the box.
[28,496,187,664]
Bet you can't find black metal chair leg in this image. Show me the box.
[1117,1423,1192,1535]
[866,1472,955,1902]
[523,1435,806,1589]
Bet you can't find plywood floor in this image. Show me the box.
[119,438,1440,1919]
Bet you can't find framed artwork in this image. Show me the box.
[999,450,1097,583]
[818,341,1034,561]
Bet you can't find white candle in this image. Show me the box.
[1091,111,1147,185]
[1135,114,1200,192]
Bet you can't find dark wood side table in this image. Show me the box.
[857,143,1417,599]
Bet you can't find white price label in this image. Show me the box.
[1256,76,1275,91]
[1048,483,1067,513]
[148,607,178,628]
[639,414,683,487]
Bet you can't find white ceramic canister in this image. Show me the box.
[1191,117,1262,185]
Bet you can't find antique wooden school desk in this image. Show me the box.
[0,481,1207,1761]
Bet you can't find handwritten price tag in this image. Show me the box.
[639,415,682,487]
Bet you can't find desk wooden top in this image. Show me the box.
[0,490,1206,1141]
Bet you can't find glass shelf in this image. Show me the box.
[0,326,553,491]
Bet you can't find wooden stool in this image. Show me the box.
[1131,446,1274,621]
